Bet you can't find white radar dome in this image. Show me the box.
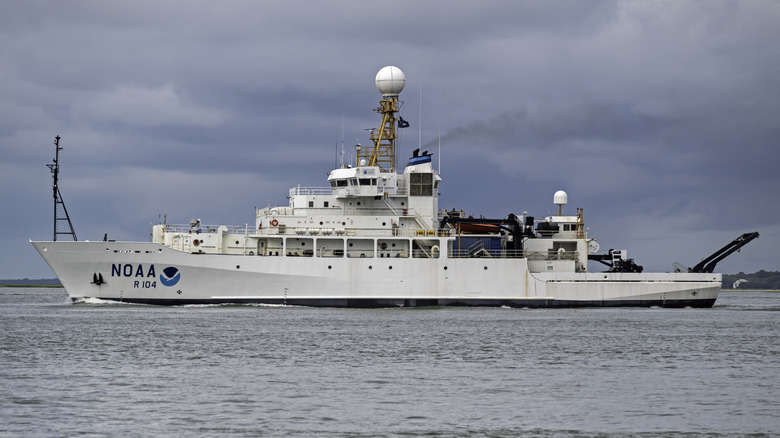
[375,66,405,96]
[553,190,568,206]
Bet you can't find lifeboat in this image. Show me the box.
[457,223,501,234]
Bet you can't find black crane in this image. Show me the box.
[689,232,759,273]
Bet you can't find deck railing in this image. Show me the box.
[288,186,332,196]
[447,249,527,259]
[162,224,250,234]
[288,186,409,196]
[258,205,424,219]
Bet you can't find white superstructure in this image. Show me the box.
[32,66,756,308]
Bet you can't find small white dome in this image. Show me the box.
[375,66,405,97]
[554,190,568,206]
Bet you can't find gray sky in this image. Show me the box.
[2,0,778,279]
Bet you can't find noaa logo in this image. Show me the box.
[160,267,181,287]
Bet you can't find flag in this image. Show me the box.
[398,116,410,128]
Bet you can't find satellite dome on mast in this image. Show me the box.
[554,190,568,216]
[554,190,568,207]
[375,66,405,97]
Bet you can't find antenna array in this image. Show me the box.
[47,135,77,241]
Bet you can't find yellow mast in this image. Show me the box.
[360,97,400,172]
[359,66,405,172]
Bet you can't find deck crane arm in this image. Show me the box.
[689,232,759,273]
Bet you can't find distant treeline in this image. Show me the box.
[722,270,780,290]
[0,278,62,286]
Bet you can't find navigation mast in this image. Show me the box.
[47,135,77,241]
[359,66,406,172]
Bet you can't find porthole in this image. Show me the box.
[320,221,324,225]
[444,266,448,270]
[382,222,386,226]
[328,265,332,270]
[235,240,239,245]
[484,266,488,270]
[369,266,373,270]
[236,265,241,269]
[389,266,393,270]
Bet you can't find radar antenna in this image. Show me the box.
[46,135,77,241]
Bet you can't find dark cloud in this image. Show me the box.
[1,0,778,278]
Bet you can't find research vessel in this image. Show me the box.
[32,66,758,307]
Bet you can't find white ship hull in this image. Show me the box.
[32,241,721,308]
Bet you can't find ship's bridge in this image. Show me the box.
[327,166,399,198]
[536,215,585,239]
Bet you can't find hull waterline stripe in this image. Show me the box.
[75,297,717,309]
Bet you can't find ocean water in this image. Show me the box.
[0,289,777,437]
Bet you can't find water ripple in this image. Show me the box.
[0,289,777,437]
